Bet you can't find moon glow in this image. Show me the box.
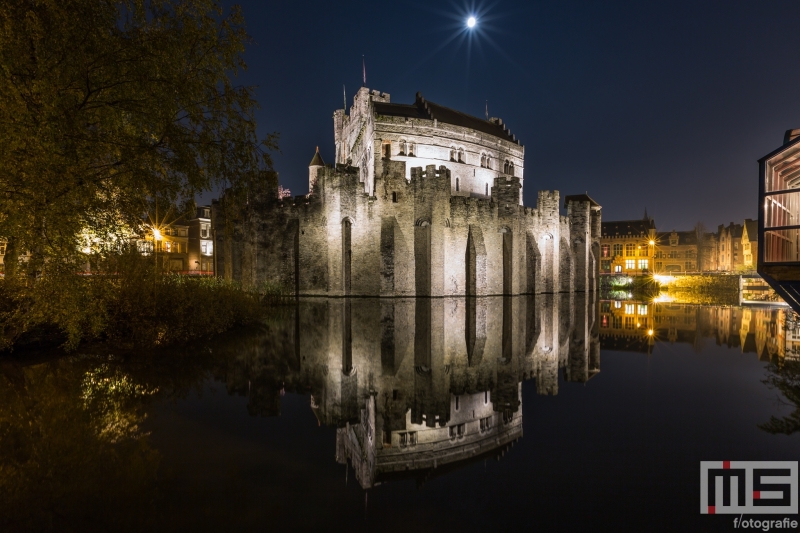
[467,16,476,28]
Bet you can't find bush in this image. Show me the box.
[0,250,264,351]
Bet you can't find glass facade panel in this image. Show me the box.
[763,228,800,263]
[764,191,800,228]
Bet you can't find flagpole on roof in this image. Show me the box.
[362,55,366,87]
[343,85,346,112]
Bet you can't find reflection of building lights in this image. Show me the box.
[653,294,674,303]
[653,274,676,285]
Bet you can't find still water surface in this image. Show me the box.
[2,296,799,532]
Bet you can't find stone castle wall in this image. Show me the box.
[213,159,600,296]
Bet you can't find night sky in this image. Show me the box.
[215,0,800,231]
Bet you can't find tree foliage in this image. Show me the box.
[0,0,275,275]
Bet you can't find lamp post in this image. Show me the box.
[648,239,656,273]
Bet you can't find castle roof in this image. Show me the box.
[309,146,324,167]
[564,194,600,208]
[373,92,520,145]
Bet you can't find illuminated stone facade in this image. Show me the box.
[214,88,601,296]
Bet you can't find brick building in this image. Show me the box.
[599,215,656,275]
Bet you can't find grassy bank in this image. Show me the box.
[0,254,283,352]
[660,274,740,305]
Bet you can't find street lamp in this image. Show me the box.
[152,227,162,272]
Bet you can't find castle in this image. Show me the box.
[213,87,601,296]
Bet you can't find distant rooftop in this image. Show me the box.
[601,216,655,237]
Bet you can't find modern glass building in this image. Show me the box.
[758,129,800,312]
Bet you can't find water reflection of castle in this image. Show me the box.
[218,295,600,488]
[599,300,800,360]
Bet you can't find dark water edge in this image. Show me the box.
[1,296,799,532]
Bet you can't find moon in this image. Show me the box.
[467,16,476,28]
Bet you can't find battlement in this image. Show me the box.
[494,175,522,187]
[410,165,451,180]
[369,89,390,102]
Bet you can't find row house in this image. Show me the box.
[717,222,744,272]
[138,205,214,274]
[599,215,657,275]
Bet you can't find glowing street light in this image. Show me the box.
[467,16,476,28]
[153,228,162,241]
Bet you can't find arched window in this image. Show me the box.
[383,143,391,159]
[503,160,509,174]
[458,149,464,163]
[509,162,515,176]
[400,140,407,155]
[408,143,415,156]
[450,148,456,161]
[486,155,492,169]
[480,154,486,168]
[456,177,460,192]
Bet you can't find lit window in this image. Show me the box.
[625,243,635,256]
[601,315,609,327]
[601,244,610,257]
[614,265,622,273]
[638,304,648,315]
[165,241,172,253]
[614,301,622,308]
[625,259,636,269]
[201,241,213,256]
[0,242,5,255]
[638,259,648,270]
[625,303,635,314]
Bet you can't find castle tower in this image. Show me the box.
[309,146,324,194]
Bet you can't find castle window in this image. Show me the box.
[484,390,489,405]
[383,142,391,159]
[486,183,489,196]
[509,162,515,176]
[409,143,415,156]
[392,191,398,203]
[481,154,486,167]
[458,149,464,163]
[450,148,456,161]
[400,140,407,155]
[456,177,460,192]
[486,155,491,169]
[503,160,509,174]
[455,395,459,410]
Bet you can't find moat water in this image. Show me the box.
[2,296,800,532]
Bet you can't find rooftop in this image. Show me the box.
[373,92,520,145]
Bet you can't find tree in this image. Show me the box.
[0,0,276,276]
